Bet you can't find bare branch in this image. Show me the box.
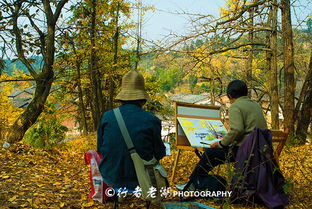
[42,0,53,24]
[54,0,69,22]
[26,13,46,56]
[0,78,35,83]
[12,1,38,78]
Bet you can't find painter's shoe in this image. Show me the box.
[175,183,187,191]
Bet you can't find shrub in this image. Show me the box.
[23,104,68,148]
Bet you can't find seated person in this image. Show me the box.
[97,69,166,190]
[181,80,267,190]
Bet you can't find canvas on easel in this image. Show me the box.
[171,102,227,182]
[177,117,227,147]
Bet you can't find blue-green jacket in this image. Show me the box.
[97,104,166,189]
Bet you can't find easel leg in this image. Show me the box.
[113,195,118,209]
[170,149,181,183]
[146,201,151,209]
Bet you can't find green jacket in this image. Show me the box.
[222,96,267,146]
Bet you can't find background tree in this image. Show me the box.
[144,0,310,140]
[295,47,312,144]
[0,0,69,143]
[269,0,279,129]
[281,0,295,137]
[56,0,133,131]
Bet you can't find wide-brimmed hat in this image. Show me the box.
[115,69,150,101]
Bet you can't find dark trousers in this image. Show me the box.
[190,146,239,182]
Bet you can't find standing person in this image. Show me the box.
[97,69,166,190]
[181,80,267,190]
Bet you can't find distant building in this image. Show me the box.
[169,93,220,105]
[58,104,80,137]
[8,86,35,108]
[7,86,80,136]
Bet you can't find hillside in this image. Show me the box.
[4,56,43,75]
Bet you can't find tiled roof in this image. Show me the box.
[169,93,210,104]
[11,97,32,108]
[9,86,36,98]
[8,86,35,108]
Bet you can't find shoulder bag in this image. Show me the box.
[113,108,168,202]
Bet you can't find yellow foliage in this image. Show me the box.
[0,75,24,139]
[0,77,23,127]
[220,0,245,18]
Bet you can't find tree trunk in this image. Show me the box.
[76,61,88,135]
[281,0,295,137]
[295,51,312,144]
[266,8,272,126]
[134,0,142,70]
[270,1,279,129]
[246,8,254,96]
[7,0,68,143]
[107,4,120,110]
[70,40,88,135]
[89,0,103,130]
[210,79,215,105]
[8,72,54,143]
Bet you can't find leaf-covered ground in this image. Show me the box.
[0,137,311,209]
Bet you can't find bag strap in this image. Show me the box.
[113,108,136,153]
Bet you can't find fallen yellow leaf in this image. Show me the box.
[20,203,28,207]
[8,195,18,202]
[53,182,62,186]
[82,202,94,207]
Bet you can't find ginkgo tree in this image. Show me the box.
[160,0,300,138]
[0,0,69,143]
[55,0,134,131]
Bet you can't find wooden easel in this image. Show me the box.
[271,130,288,163]
[170,102,223,183]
